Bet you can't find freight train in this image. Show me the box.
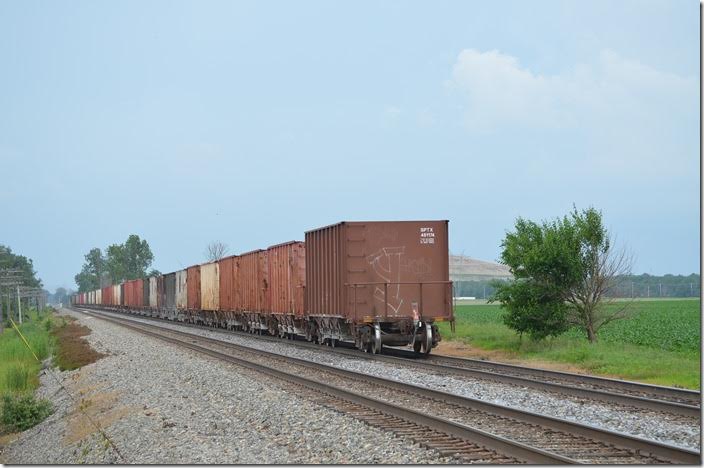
[72,220,454,355]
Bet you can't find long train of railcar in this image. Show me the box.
[72,220,454,355]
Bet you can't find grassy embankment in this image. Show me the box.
[0,309,55,432]
[0,308,102,434]
[437,298,700,389]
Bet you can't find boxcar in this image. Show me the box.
[142,279,150,311]
[175,269,188,311]
[266,241,305,337]
[217,255,239,328]
[236,250,268,332]
[200,262,219,311]
[156,275,165,317]
[164,272,177,318]
[102,286,112,306]
[148,277,158,309]
[304,220,452,353]
[186,265,201,321]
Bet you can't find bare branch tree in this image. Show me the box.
[565,240,634,342]
[205,241,229,262]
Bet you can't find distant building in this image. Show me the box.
[449,254,512,282]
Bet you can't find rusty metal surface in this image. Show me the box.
[305,221,452,322]
[175,269,188,309]
[136,279,144,307]
[157,275,165,309]
[218,255,238,311]
[187,265,201,310]
[236,250,268,312]
[142,279,149,309]
[267,241,305,316]
[123,279,144,308]
[148,277,157,308]
[200,262,220,311]
[164,273,176,310]
[101,286,112,306]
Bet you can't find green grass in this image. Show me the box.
[438,298,701,389]
[0,322,53,395]
[0,309,56,432]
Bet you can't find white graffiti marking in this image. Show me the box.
[367,247,405,314]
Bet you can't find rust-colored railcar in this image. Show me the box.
[101,286,112,306]
[218,255,237,311]
[119,284,125,307]
[305,220,452,353]
[265,241,305,336]
[123,279,144,308]
[157,275,165,309]
[267,241,305,316]
[236,250,268,331]
[236,250,268,312]
[187,265,201,311]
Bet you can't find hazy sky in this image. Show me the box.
[1,1,699,292]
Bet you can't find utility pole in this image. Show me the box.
[16,285,21,324]
[647,284,650,298]
[631,282,634,298]
[659,283,662,297]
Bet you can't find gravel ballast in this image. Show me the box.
[0,309,454,464]
[91,310,700,451]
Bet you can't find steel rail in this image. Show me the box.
[75,308,573,464]
[77,306,701,418]
[75,307,700,464]
[414,352,700,406]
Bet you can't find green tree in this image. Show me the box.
[0,245,42,288]
[492,207,632,343]
[106,235,154,283]
[74,247,106,292]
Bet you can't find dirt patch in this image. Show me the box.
[61,368,139,445]
[51,321,105,371]
[435,340,589,375]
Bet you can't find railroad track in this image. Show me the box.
[73,307,700,464]
[81,306,701,419]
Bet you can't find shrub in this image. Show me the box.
[1,393,53,432]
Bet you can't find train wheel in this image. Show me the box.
[371,324,382,354]
[413,338,422,354]
[421,323,433,355]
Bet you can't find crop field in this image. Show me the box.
[437,298,700,389]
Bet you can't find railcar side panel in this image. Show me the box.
[187,266,201,310]
[175,270,188,309]
[149,277,158,308]
[267,241,305,316]
[164,273,176,310]
[218,256,237,311]
[305,221,452,322]
[236,250,268,312]
[200,262,220,311]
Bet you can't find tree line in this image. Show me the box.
[74,234,159,292]
[0,245,42,289]
[455,273,700,300]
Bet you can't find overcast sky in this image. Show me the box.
[1,0,699,291]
